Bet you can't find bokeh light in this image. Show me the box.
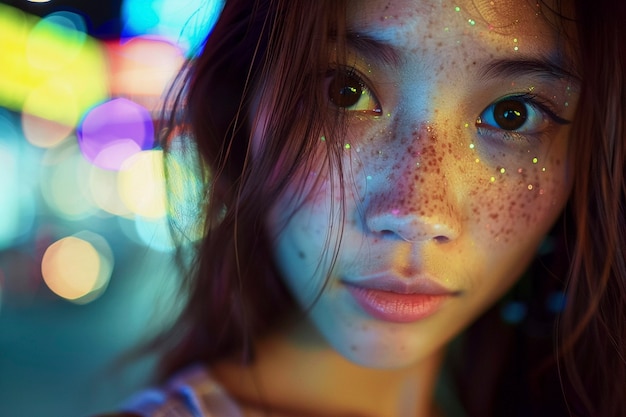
[41,233,114,303]
[77,98,154,170]
[134,216,175,251]
[106,36,185,104]
[26,11,88,71]
[0,3,109,126]
[165,137,205,243]
[40,141,99,221]
[500,301,528,324]
[22,112,74,148]
[118,150,167,218]
[121,0,224,55]
[0,110,37,250]
[1,1,209,415]
[88,164,132,217]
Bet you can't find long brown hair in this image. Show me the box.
[153,0,626,416]
[154,0,348,376]
[557,0,626,415]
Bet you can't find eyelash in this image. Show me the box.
[476,93,570,143]
[325,66,382,115]
[324,67,570,145]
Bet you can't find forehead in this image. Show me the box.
[346,0,564,53]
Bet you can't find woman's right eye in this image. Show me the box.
[327,69,382,115]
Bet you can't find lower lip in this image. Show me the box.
[346,285,450,323]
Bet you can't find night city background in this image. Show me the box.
[0,1,223,415]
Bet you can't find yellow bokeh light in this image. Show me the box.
[27,13,87,71]
[41,236,102,301]
[0,3,108,126]
[89,164,131,217]
[118,150,167,218]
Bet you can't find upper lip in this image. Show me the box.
[342,273,459,295]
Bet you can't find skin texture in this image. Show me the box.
[214,1,579,416]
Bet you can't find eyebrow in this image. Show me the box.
[478,57,581,84]
[344,29,580,86]
[345,30,403,67]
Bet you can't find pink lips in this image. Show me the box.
[344,275,456,323]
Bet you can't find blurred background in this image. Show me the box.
[0,0,222,415]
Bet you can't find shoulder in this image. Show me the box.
[117,365,244,417]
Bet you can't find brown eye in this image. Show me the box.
[328,71,362,107]
[492,99,528,131]
[327,69,381,114]
[477,96,547,135]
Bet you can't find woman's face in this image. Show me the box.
[265,0,578,368]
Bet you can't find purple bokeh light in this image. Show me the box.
[77,98,154,170]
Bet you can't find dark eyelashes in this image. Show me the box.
[517,93,571,125]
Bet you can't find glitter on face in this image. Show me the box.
[532,157,538,164]
[265,0,578,371]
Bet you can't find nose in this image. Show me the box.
[363,133,462,244]
[365,200,461,243]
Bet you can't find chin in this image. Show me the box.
[323,322,444,370]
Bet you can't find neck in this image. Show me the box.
[212,320,445,417]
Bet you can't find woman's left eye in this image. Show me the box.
[475,94,570,142]
[327,68,382,115]
[476,95,550,134]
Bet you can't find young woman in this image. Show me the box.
[107,0,625,416]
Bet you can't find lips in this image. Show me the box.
[343,275,458,323]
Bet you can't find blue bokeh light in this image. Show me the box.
[121,0,224,55]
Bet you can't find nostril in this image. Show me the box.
[433,235,450,244]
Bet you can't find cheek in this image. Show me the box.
[342,120,570,245]
[467,153,569,244]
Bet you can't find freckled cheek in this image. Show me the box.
[468,159,569,244]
